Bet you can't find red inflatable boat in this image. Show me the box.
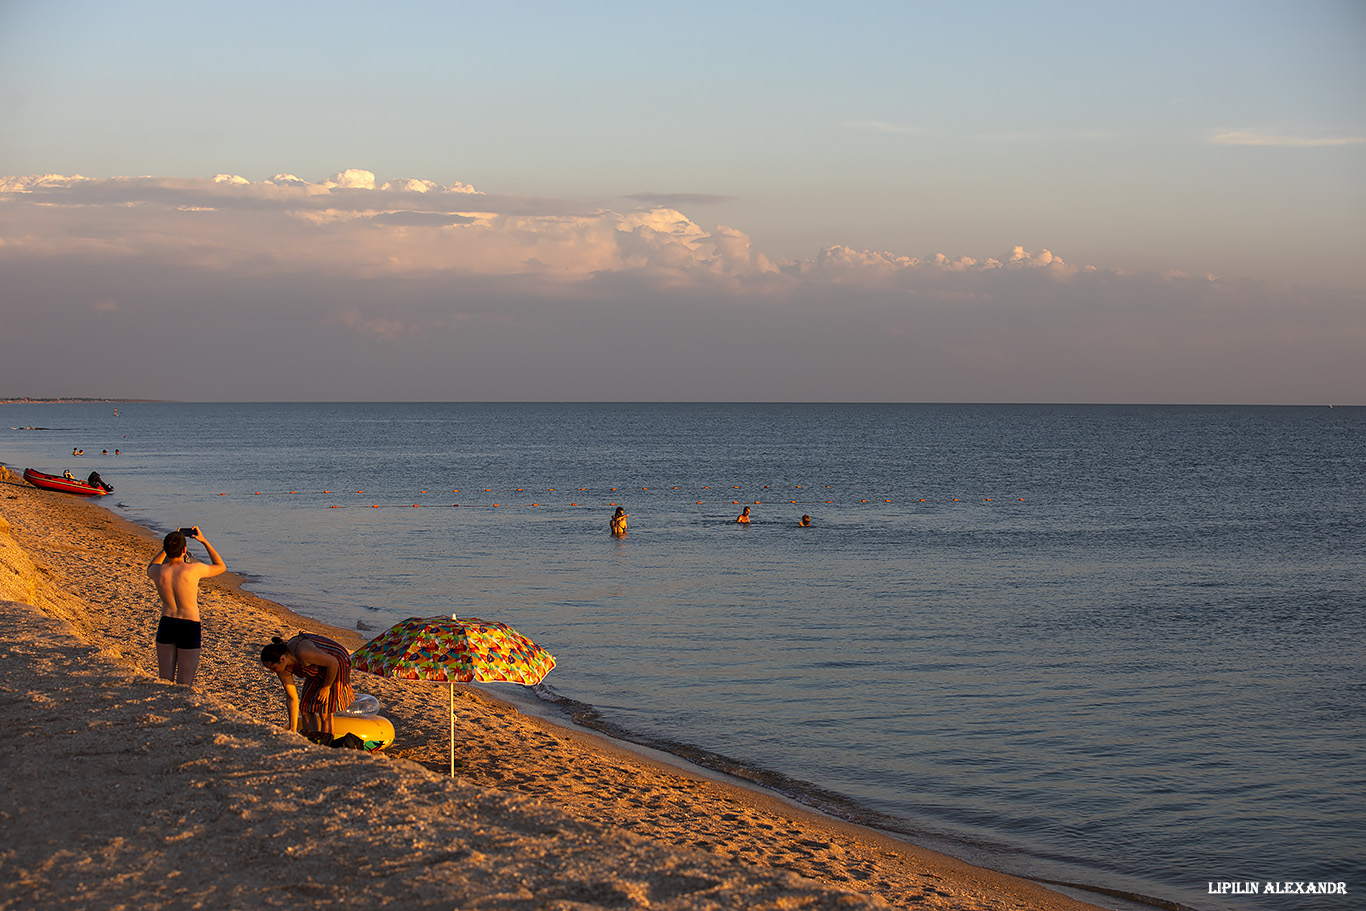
[22,468,112,497]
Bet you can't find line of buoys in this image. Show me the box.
[299,497,1025,510]
[210,486,1026,499]
[197,487,1027,507]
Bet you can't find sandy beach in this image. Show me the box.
[0,469,1104,911]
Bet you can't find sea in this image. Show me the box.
[3,402,1362,911]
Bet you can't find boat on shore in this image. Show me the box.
[22,468,112,497]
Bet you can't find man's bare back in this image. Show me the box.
[149,555,218,620]
[147,527,225,684]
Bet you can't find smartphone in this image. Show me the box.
[178,526,196,537]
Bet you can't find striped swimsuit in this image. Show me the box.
[291,633,354,715]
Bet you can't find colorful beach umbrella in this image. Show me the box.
[351,615,556,775]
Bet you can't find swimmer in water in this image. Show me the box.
[798,515,811,526]
[736,506,752,524]
[611,506,628,537]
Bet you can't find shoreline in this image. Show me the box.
[0,471,1108,910]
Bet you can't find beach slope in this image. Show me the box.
[0,474,1102,910]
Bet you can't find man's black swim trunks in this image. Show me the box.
[155,616,202,650]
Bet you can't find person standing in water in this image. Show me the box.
[736,506,752,524]
[146,526,226,686]
[260,633,355,741]
[610,506,628,537]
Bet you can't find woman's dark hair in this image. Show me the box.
[260,636,290,665]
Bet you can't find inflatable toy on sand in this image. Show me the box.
[333,694,395,749]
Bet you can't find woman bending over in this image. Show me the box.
[260,632,355,742]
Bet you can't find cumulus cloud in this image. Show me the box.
[1,169,1361,403]
[0,170,773,281]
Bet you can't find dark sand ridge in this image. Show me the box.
[0,468,1104,911]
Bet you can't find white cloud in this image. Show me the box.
[321,168,377,189]
[0,171,781,281]
[1,169,1360,404]
[1208,130,1366,147]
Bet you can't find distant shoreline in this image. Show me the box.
[1,398,171,404]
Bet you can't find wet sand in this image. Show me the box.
[0,468,1103,910]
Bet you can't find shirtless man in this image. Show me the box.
[147,526,226,686]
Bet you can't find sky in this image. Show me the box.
[1,0,1363,403]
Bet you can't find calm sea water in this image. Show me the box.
[4,402,1363,911]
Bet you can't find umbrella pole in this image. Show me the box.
[450,679,455,777]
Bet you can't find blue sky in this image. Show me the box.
[1,1,1363,401]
